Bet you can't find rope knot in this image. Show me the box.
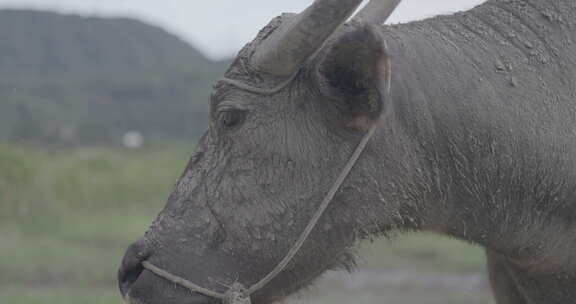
[224,283,251,304]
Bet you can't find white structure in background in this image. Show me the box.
[123,131,144,149]
[58,125,77,142]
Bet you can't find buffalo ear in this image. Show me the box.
[319,25,390,130]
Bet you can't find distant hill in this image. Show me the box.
[0,9,230,143]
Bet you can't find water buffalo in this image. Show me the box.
[118,0,576,303]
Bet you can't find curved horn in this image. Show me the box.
[251,0,364,77]
[352,0,402,25]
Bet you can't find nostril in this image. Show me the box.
[118,259,144,297]
[118,240,150,298]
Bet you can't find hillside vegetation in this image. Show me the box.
[0,9,229,143]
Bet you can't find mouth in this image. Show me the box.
[119,252,219,304]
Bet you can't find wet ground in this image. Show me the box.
[291,268,494,304]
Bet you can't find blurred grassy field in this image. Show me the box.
[0,144,494,304]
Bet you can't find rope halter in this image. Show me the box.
[141,19,393,303]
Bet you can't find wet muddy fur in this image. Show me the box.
[119,1,576,303]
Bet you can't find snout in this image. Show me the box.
[118,239,150,299]
[118,239,218,304]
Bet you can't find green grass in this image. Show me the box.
[0,286,121,304]
[0,144,186,302]
[0,143,191,215]
[0,144,493,304]
[0,211,153,287]
[360,232,486,272]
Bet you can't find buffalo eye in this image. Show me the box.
[218,109,247,130]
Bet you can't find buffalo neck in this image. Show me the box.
[370,0,576,267]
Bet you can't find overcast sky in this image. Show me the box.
[0,0,485,59]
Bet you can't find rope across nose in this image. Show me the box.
[144,260,252,304]
[142,263,253,304]
[142,261,236,301]
[142,262,252,303]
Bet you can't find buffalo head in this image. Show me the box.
[117,1,425,303]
